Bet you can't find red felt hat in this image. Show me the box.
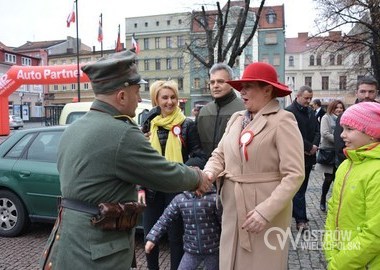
[226,62,292,97]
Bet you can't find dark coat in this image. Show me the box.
[286,100,320,166]
[146,188,222,255]
[197,90,245,158]
[315,107,326,124]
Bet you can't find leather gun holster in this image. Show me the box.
[91,202,146,231]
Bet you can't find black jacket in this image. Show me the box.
[146,188,222,255]
[286,100,320,166]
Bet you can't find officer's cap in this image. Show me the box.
[81,50,147,94]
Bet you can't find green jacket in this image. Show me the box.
[42,100,199,269]
[324,143,380,270]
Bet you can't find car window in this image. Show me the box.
[5,134,35,159]
[26,131,63,163]
[66,112,87,124]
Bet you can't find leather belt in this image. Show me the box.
[59,197,99,215]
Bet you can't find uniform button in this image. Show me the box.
[43,250,47,257]
[55,234,60,240]
[48,262,52,269]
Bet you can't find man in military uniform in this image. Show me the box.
[40,50,211,269]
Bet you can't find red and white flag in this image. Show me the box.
[98,15,103,42]
[66,3,76,28]
[132,34,140,54]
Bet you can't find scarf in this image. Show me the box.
[150,107,186,163]
[242,110,252,130]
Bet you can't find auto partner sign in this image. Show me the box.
[0,65,90,135]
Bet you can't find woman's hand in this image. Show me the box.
[138,190,146,205]
[145,240,155,254]
[242,210,268,233]
[144,131,151,139]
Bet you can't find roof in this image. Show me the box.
[285,32,344,54]
[13,40,66,52]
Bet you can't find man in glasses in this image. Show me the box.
[197,63,244,158]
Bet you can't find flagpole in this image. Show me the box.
[75,0,81,102]
[100,13,103,57]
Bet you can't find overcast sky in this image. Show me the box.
[0,0,318,50]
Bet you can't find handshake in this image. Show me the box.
[192,167,214,196]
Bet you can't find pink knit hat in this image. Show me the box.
[340,102,380,138]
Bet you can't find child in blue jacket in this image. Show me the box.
[145,187,221,270]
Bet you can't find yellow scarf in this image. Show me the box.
[150,107,186,163]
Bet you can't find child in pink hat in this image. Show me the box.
[324,102,380,269]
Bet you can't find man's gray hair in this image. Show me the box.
[297,85,313,95]
[209,63,234,80]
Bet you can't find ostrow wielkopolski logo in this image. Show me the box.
[263,227,361,251]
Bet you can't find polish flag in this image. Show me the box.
[132,34,140,54]
[66,5,75,27]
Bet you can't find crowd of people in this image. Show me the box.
[40,50,379,270]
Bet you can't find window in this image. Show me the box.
[288,56,294,67]
[144,79,150,92]
[71,84,76,90]
[156,21,159,26]
[178,19,182,24]
[155,37,160,49]
[27,132,62,163]
[167,20,171,26]
[264,32,277,44]
[177,36,185,48]
[155,59,161,70]
[144,38,149,50]
[134,23,137,28]
[178,78,183,91]
[337,54,343,65]
[194,78,200,89]
[5,53,16,63]
[177,57,184,69]
[316,55,322,66]
[53,85,59,91]
[261,54,269,63]
[273,54,280,66]
[309,55,315,66]
[305,76,312,87]
[166,58,172,70]
[62,85,67,91]
[329,54,335,65]
[266,9,277,24]
[145,22,148,27]
[166,36,172,48]
[339,76,347,90]
[322,76,329,90]
[21,57,31,66]
[84,83,89,90]
[144,60,149,71]
[5,133,34,159]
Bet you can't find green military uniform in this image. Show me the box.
[40,51,200,269]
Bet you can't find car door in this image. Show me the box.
[11,130,62,220]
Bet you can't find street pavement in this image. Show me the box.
[0,168,328,269]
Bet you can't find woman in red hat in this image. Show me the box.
[203,62,305,269]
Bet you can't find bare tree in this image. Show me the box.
[313,0,380,85]
[185,0,266,69]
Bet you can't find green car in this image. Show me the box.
[0,126,64,237]
[0,125,143,237]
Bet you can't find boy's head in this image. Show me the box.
[340,102,380,149]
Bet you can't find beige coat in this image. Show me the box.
[204,99,305,270]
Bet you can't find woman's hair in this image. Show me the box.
[326,100,345,115]
[149,80,179,106]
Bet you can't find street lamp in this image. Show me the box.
[19,92,24,120]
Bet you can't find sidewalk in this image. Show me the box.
[133,169,328,270]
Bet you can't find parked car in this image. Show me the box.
[59,100,152,126]
[0,126,64,237]
[9,115,24,130]
[0,125,142,237]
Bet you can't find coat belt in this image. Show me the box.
[227,172,281,252]
[59,197,100,215]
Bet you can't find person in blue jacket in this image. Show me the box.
[145,186,222,270]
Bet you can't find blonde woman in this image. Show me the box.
[139,80,206,270]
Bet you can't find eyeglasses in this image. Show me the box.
[209,79,226,85]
